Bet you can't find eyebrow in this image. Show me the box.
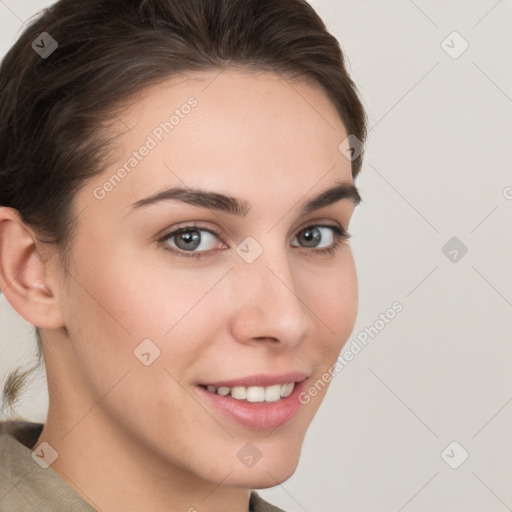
[129,179,361,217]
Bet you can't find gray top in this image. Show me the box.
[0,421,285,512]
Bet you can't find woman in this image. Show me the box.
[0,0,367,510]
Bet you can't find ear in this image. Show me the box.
[0,207,65,329]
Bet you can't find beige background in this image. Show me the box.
[1,1,511,511]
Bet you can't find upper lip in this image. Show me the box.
[199,371,309,388]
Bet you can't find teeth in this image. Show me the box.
[280,382,294,398]
[265,384,282,402]
[231,386,247,400]
[217,386,230,396]
[204,382,296,402]
[246,386,264,402]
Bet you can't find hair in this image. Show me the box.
[0,0,368,418]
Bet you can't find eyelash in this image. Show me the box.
[157,223,351,260]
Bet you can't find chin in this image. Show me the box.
[226,450,301,489]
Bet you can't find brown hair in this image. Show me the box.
[0,0,367,417]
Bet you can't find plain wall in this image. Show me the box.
[1,1,511,510]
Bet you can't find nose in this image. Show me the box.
[228,243,315,349]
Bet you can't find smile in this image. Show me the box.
[194,372,309,430]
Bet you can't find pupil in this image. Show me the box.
[302,228,320,247]
[178,231,200,249]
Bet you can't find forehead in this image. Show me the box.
[83,69,353,216]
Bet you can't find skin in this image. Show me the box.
[0,69,359,512]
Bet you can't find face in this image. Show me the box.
[48,69,359,488]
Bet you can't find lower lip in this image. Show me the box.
[194,380,307,430]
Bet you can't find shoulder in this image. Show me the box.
[0,420,95,512]
[1,420,43,480]
[249,490,288,512]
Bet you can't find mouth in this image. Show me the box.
[194,372,309,430]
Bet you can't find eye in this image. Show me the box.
[159,224,224,259]
[292,224,350,256]
[158,223,350,260]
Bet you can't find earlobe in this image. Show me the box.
[0,207,65,330]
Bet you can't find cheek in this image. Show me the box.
[292,251,357,417]
[60,252,211,429]
[307,248,358,352]
[63,244,225,372]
